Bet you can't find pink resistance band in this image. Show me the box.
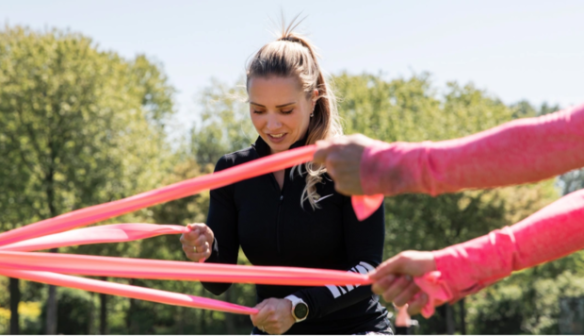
[0,224,190,252]
[0,146,383,315]
[0,251,372,287]
[0,145,383,246]
[0,269,258,315]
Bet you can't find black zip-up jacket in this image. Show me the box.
[202,136,390,335]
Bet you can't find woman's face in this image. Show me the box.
[248,76,316,154]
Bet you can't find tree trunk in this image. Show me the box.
[176,306,185,334]
[45,248,58,335]
[88,293,96,335]
[445,304,455,335]
[224,288,237,334]
[10,277,20,335]
[200,308,207,334]
[100,280,108,335]
[459,298,466,335]
[126,279,135,334]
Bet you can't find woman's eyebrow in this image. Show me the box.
[276,102,296,108]
[249,102,296,108]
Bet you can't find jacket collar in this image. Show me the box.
[252,133,309,158]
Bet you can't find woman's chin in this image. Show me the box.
[267,140,293,153]
[269,144,290,154]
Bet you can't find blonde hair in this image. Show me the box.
[246,18,343,210]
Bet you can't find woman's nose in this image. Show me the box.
[266,115,282,130]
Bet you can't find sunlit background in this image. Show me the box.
[1,1,584,334]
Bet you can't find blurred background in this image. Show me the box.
[1,0,583,334]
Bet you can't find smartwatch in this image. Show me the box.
[285,295,309,322]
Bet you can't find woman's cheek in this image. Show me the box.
[250,113,264,133]
[284,113,302,134]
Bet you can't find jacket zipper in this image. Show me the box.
[270,170,287,254]
[276,194,284,253]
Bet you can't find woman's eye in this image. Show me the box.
[253,110,265,114]
[281,109,293,114]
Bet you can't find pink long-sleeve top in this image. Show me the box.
[361,103,584,306]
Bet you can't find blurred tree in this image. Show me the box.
[0,25,174,334]
[189,78,255,167]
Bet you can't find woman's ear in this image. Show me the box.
[312,89,319,107]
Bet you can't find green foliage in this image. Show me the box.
[334,73,558,255]
[464,269,584,335]
[190,79,255,166]
[0,25,174,227]
[0,24,175,334]
[40,288,92,335]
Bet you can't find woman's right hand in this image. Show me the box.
[314,134,377,196]
[180,223,215,262]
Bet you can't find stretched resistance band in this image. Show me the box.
[0,269,258,315]
[0,251,371,286]
[0,224,189,252]
[0,222,444,317]
[0,145,383,247]
[0,146,388,316]
[0,222,373,315]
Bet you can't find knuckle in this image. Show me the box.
[383,291,394,302]
[394,297,407,307]
[396,252,406,261]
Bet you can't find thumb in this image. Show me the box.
[254,299,268,311]
[313,140,334,165]
[186,223,209,240]
[369,255,407,281]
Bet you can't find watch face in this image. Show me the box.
[294,303,308,319]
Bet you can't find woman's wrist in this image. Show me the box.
[285,295,309,322]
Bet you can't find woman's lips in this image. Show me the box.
[267,133,287,144]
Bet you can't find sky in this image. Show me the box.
[2,0,583,130]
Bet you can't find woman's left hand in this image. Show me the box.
[250,298,295,335]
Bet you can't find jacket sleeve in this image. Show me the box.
[432,188,584,302]
[200,155,240,296]
[360,103,584,197]
[290,196,385,320]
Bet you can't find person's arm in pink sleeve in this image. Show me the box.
[361,103,584,196]
[432,188,584,303]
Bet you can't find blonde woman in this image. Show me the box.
[180,26,392,335]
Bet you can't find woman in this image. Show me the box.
[180,26,392,334]
[313,103,584,316]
